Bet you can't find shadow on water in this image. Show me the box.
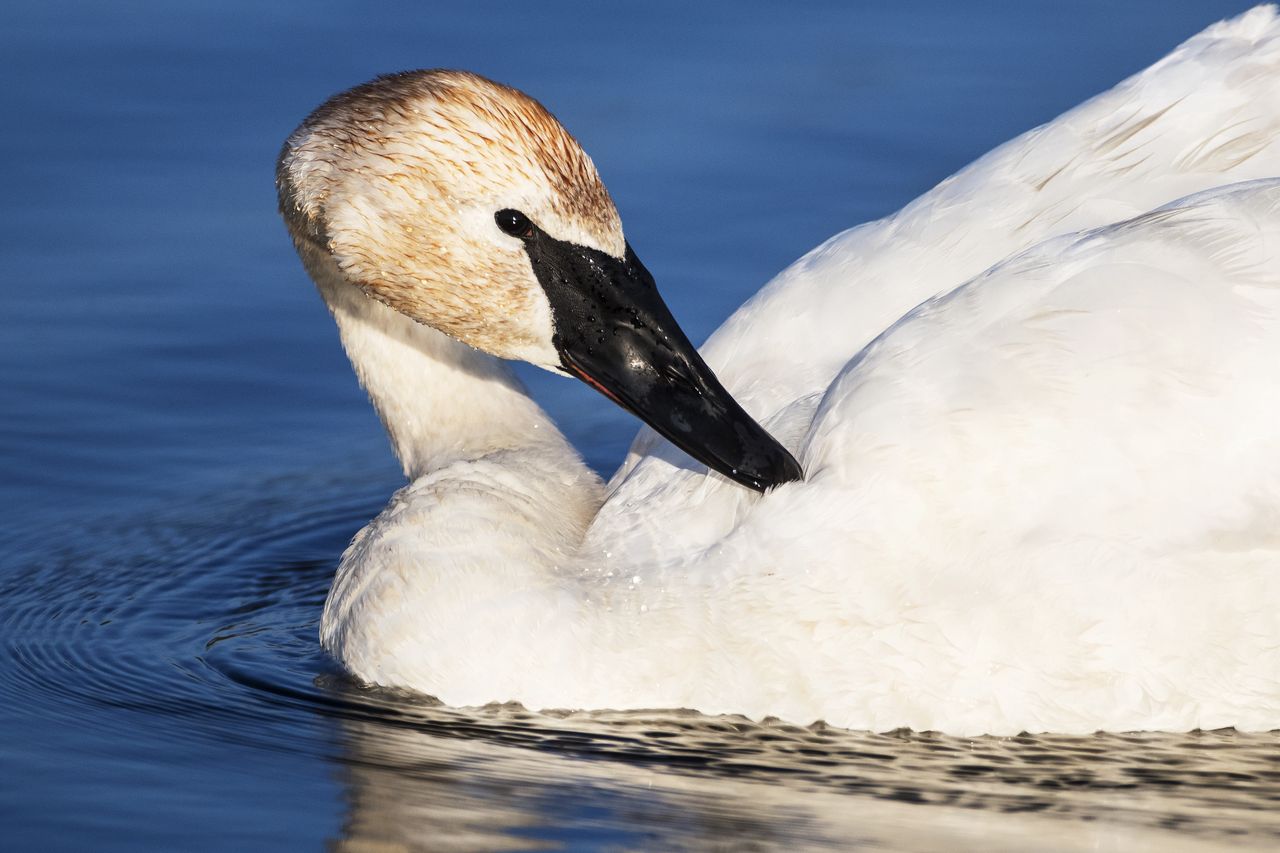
[3,470,1278,851]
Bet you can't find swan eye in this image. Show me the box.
[495,209,534,239]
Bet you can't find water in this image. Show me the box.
[2,1,1275,849]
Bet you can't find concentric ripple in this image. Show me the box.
[3,472,1280,851]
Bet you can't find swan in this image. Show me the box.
[277,6,1280,735]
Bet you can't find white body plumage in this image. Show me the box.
[286,8,1280,735]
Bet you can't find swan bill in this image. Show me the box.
[521,225,803,492]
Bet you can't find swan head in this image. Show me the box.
[277,70,801,492]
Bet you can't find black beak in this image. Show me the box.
[520,223,803,492]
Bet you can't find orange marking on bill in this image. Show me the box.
[567,362,623,407]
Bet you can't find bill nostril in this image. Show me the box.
[660,360,703,397]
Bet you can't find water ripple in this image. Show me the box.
[4,472,1279,850]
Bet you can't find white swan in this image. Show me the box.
[278,7,1280,735]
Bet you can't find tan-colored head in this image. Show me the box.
[278,70,803,492]
[276,69,624,366]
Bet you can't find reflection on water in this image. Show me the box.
[330,702,1280,851]
[4,472,1278,851]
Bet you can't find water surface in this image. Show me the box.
[2,1,1275,849]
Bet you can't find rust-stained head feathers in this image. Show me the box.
[276,69,624,365]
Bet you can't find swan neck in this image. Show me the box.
[301,240,568,479]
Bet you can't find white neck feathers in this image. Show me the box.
[299,239,575,481]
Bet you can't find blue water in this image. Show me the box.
[4,2,1277,850]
